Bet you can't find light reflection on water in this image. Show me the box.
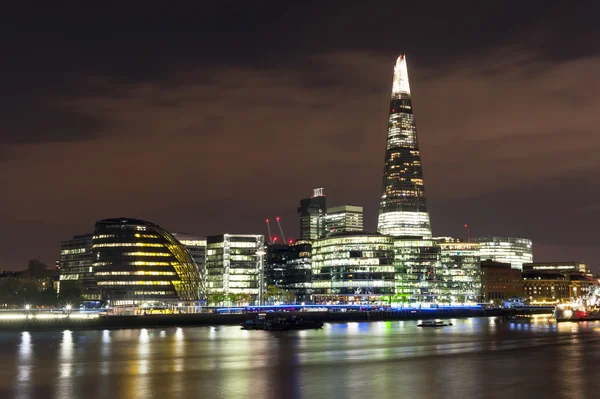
[1,318,600,399]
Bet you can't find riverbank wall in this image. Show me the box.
[0,307,553,332]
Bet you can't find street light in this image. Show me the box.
[25,304,30,310]
[256,247,267,306]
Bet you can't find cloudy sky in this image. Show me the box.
[1,1,598,270]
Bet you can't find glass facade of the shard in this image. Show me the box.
[377,55,432,237]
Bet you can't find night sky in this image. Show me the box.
[1,2,598,271]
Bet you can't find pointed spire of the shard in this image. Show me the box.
[391,54,411,96]
[377,54,431,238]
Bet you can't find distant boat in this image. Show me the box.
[418,320,451,327]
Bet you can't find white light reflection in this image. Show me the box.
[17,332,32,384]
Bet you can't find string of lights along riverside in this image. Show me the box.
[377,54,432,237]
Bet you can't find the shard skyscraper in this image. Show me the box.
[377,54,432,238]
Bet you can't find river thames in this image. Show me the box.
[1,316,599,399]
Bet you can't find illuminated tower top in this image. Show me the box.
[391,54,411,96]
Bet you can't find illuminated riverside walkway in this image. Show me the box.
[0,306,553,332]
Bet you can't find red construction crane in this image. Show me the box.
[275,217,287,244]
[464,224,472,243]
[265,219,273,244]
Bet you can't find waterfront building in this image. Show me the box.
[480,260,524,304]
[59,234,100,300]
[522,273,570,305]
[298,188,327,240]
[311,232,395,303]
[324,205,363,235]
[205,234,264,300]
[266,243,292,288]
[91,218,201,306]
[377,54,432,238]
[473,236,533,270]
[172,233,207,299]
[285,240,313,303]
[393,237,440,304]
[522,262,596,301]
[437,241,481,303]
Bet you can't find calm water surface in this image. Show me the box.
[1,316,599,399]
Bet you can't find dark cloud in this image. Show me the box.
[0,2,598,269]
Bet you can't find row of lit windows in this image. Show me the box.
[134,233,159,239]
[97,281,172,285]
[128,261,172,266]
[95,271,176,276]
[92,243,164,248]
[60,248,86,255]
[93,234,116,239]
[122,252,172,257]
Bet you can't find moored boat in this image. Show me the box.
[417,320,452,327]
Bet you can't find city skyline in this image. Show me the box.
[1,2,599,270]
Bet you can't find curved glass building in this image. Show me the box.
[311,232,395,303]
[377,54,432,237]
[92,218,201,305]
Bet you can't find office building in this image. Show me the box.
[480,260,524,304]
[59,234,100,300]
[324,205,363,235]
[377,54,432,238]
[266,243,292,288]
[91,218,201,305]
[437,241,481,303]
[285,240,313,303]
[311,232,395,303]
[205,234,264,300]
[394,238,440,304]
[172,233,206,299]
[298,188,327,240]
[473,236,533,270]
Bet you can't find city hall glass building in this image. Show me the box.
[311,232,395,302]
[377,54,432,238]
[91,218,201,305]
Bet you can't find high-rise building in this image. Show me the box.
[324,205,363,235]
[437,241,481,303]
[377,54,432,238]
[91,218,201,305]
[473,236,533,270]
[59,234,100,300]
[205,234,264,299]
[298,188,327,240]
[311,232,395,303]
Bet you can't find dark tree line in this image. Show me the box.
[0,259,82,308]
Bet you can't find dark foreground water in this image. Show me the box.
[1,316,599,399]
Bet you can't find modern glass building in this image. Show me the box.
[285,240,313,303]
[91,218,201,305]
[437,242,481,303]
[324,205,363,235]
[172,233,207,299]
[298,188,327,240]
[473,236,533,270]
[205,234,264,299]
[59,233,100,300]
[393,238,440,304]
[377,54,432,238]
[311,232,395,303]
